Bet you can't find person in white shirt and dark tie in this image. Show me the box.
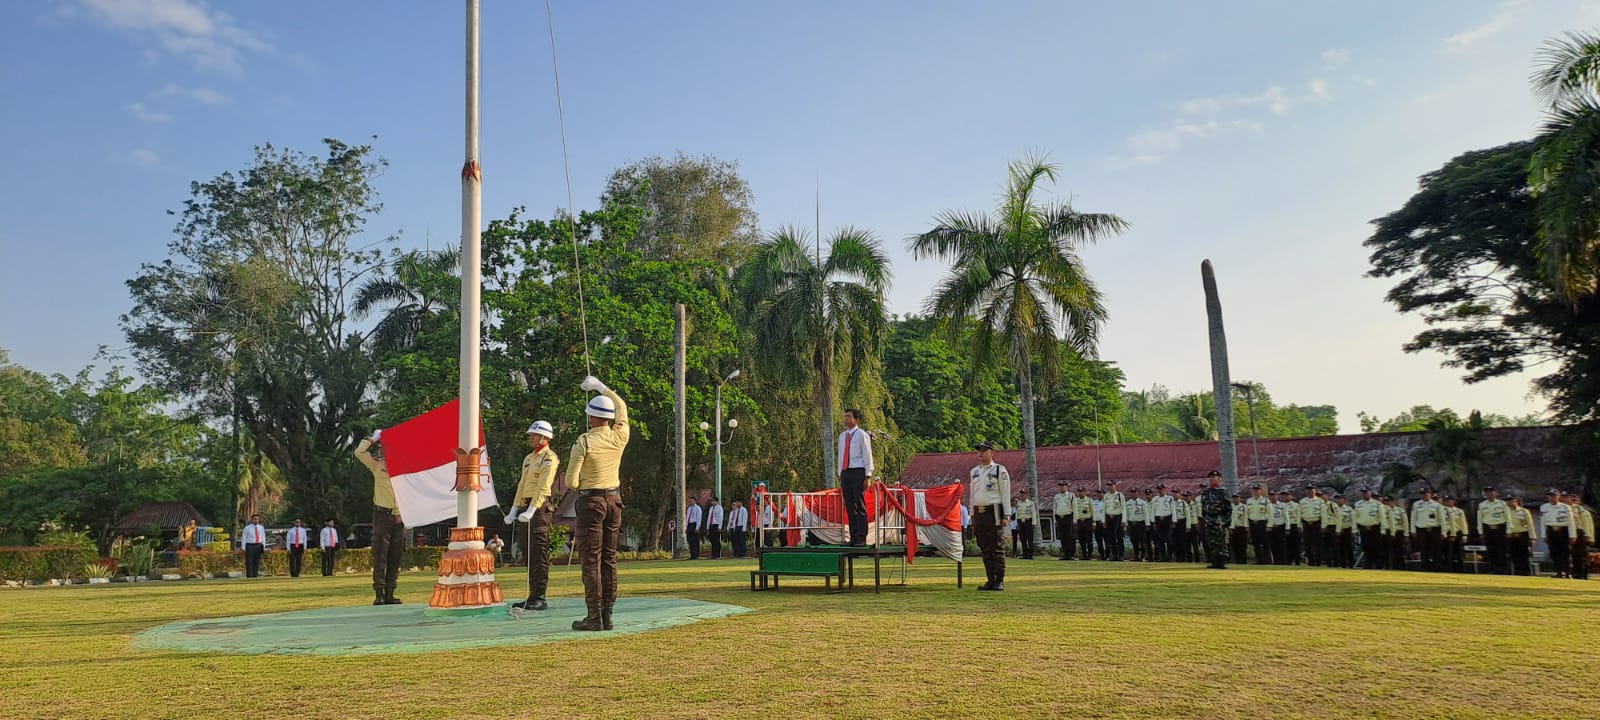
[728,500,751,559]
[285,519,309,577]
[241,514,266,578]
[684,500,704,559]
[706,498,725,559]
[319,519,340,576]
[836,408,874,546]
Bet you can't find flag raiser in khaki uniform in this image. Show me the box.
[569,377,629,631]
[507,421,558,611]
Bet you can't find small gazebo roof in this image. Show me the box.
[112,501,211,533]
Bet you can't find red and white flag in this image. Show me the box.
[379,399,497,527]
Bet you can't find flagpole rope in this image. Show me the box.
[544,0,593,376]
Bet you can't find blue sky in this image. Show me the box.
[2,0,1596,432]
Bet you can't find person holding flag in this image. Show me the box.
[568,376,629,631]
[356,430,405,606]
[506,420,559,611]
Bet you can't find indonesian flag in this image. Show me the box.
[379,399,497,527]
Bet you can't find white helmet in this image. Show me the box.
[526,420,553,438]
[585,394,616,419]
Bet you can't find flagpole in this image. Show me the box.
[430,0,501,612]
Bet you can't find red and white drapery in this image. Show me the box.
[757,483,964,563]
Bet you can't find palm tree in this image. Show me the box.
[735,226,890,487]
[1530,31,1600,302]
[910,156,1129,546]
[353,248,461,354]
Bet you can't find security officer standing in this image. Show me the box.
[1229,493,1249,563]
[568,375,630,631]
[1103,481,1127,561]
[1476,487,1510,574]
[1149,484,1174,562]
[1126,487,1148,561]
[728,500,750,559]
[1334,495,1356,568]
[356,431,404,605]
[1200,471,1232,569]
[1298,486,1325,566]
[240,514,266,579]
[1566,491,1592,580]
[1053,482,1076,560]
[1354,489,1385,569]
[1384,496,1411,570]
[1074,488,1096,560]
[1171,489,1191,563]
[1441,496,1467,572]
[1411,489,1445,571]
[968,440,1011,590]
[1279,490,1302,565]
[1245,484,1273,564]
[1014,490,1038,559]
[685,499,704,559]
[1506,496,1536,576]
[505,420,559,611]
[1540,490,1572,578]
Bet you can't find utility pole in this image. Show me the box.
[674,304,688,558]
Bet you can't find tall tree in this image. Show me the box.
[911,156,1129,545]
[1530,30,1600,302]
[123,139,388,523]
[601,153,761,267]
[735,227,891,488]
[883,316,1021,453]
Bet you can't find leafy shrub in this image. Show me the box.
[177,549,243,577]
[204,541,230,553]
[81,562,114,580]
[115,539,159,577]
[549,525,571,556]
[617,550,673,561]
[38,529,95,552]
[259,550,289,576]
[403,546,445,569]
[0,546,98,582]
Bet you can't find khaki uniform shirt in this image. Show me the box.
[1103,491,1126,517]
[1230,503,1248,529]
[1386,505,1411,536]
[1149,494,1174,518]
[1299,497,1326,525]
[514,444,560,509]
[1353,499,1384,528]
[1127,498,1147,522]
[1074,494,1095,518]
[566,388,630,491]
[968,462,1012,523]
[1337,504,1354,531]
[1015,499,1038,523]
[1411,499,1443,529]
[1573,504,1595,539]
[355,439,398,511]
[1245,495,1273,521]
[1053,492,1075,518]
[1477,499,1510,533]
[1507,507,1536,539]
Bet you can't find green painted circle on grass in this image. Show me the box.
[133,597,749,656]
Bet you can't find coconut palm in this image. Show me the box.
[1530,31,1600,302]
[735,226,890,487]
[352,248,461,354]
[910,156,1129,546]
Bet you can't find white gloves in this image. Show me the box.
[504,509,519,525]
[580,375,608,392]
[517,507,536,522]
[371,429,382,443]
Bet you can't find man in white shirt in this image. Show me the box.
[684,500,704,560]
[285,519,310,578]
[836,409,875,546]
[1053,482,1076,561]
[1540,489,1572,578]
[728,500,751,559]
[1411,489,1445,571]
[967,440,1011,590]
[1014,490,1038,560]
[1476,487,1511,575]
[241,514,266,578]
[706,498,726,559]
[319,519,340,576]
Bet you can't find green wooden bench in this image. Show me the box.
[750,550,846,592]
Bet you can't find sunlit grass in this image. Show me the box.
[1,558,1594,719]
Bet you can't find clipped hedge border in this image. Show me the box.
[0,546,99,583]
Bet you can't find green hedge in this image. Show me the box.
[0,546,100,582]
[236,547,449,577]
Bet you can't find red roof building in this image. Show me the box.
[898,427,1571,500]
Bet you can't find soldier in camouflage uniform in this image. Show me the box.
[1200,470,1233,569]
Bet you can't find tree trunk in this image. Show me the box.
[1202,260,1240,496]
[1018,360,1043,547]
[818,342,837,489]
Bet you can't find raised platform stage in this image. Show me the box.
[749,545,962,593]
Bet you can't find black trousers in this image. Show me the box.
[1018,520,1035,558]
[1056,516,1075,559]
[1547,527,1570,576]
[707,526,722,558]
[1153,517,1172,561]
[1171,522,1188,562]
[840,468,869,545]
[1302,521,1322,565]
[731,528,748,558]
[1286,527,1301,565]
[1128,521,1146,560]
[974,506,1005,584]
[1270,526,1288,565]
[1230,527,1248,564]
[288,547,305,577]
[1358,526,1382,568]
[1105,515,1124,560]
[244,543,263,577]
[1388,533,1409,570]
[371,506,405,594]
[1249,520,1270,564]
[1573,533,1590,580]
[321,547,337,576]
[1077,519,1095,558]
[524,505,553,601]
[1094,523,1108,559]
[1483,525,1508,574]
[1509,533,1532,575]
[1416,527,1443,571]
[686,523,700,559]
[1338,530,1355,568]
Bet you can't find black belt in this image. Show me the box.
[374,504,399,515]
[580,488,619,497]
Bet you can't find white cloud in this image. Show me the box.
[158,83,228,105]
[1442,2,1529,54]
[126,101,171,123]
[1307,79,1331,101]
[1180,85,1295,118]
[1321,48,1352,69]
[1112,119,1263,168]
[74,0,271,72]
[124,149,162,167]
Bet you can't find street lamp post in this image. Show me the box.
[701,369,740,500]
[1231,382,1261,480]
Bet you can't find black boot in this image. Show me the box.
[601,603,614,630]
[978,573,997,591]
[530,597,549,611]
[383,589,402,605]
[571,604,603,631]
[990,576,1004,591]
[373,589,386,606]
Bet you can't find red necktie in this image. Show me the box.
[842,431,852,472]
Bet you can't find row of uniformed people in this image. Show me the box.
[1019,481,1216,563]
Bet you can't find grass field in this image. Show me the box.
[2,558,1595,719]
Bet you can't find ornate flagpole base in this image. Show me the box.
[427,526,503,611]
